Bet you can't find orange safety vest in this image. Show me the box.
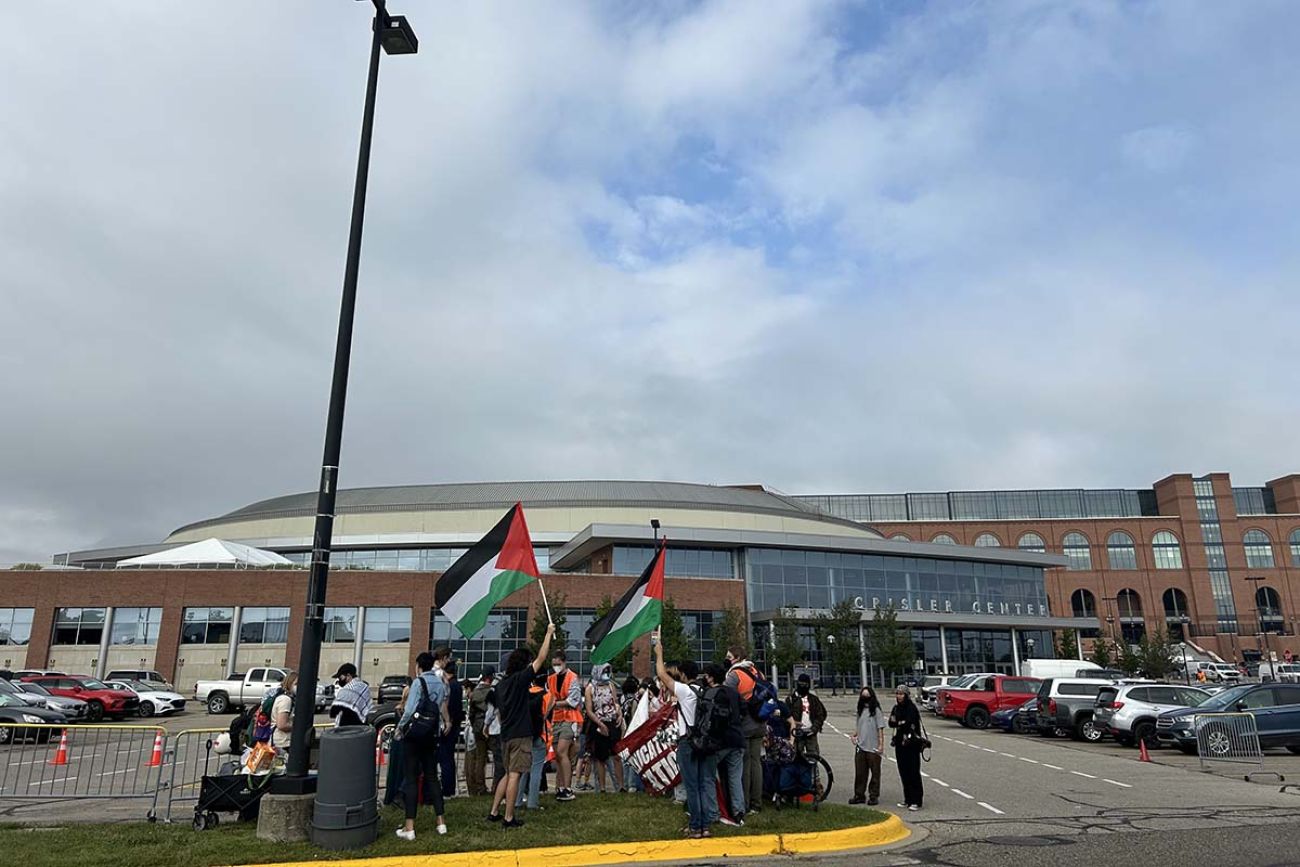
[548,669,583,724]
[541,690,555,762]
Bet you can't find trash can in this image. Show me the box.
[310,725,378,850]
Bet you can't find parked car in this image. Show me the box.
[12,681,89,719]
[19,675,138,722]
[106,669,173,690]
[1273,664,1300,684]
[1035,677,1113,742]
[1156,683,1300,755]
[938,675,1042,729]
[1189,661,1241,683]
[1020,659,1103,679]
[992,698,1039,733]
[378,675,411,704]
[931,672,997,714]
[1093,682,1211,748]
[103,679,188,717]
[13,670,65,679]
[194,667,331,714]
[0,693,68,744]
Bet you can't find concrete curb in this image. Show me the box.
[245,814,910,867]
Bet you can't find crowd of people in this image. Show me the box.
[246,630,931,842]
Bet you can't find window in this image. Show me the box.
[1059,683,1103,697]
[110,607,163,646]
[611,546,734,579]
[363,607,412,644]
[1240,688,1279,710]
[53,607,107,645]
[931,533,957,545]
[1152,531,1183,570]
[430,607,527,680]
[1243,530,1275,569]
[890,533,912,542]
[1256,586,1284,633]
[1117,589,1143,619]
[973,533,1001,548]
[181,607,234,645]
[1106,532,1137,570]
[1291,529,1300,567]
[1071,589,1097,619]
[1062,532,1091,570]
[1017,533,1046,553]
[1162,588,1189,620]
[1004,679,1038,694]
[323,607,359,643]
[0,608,34,645]
[239,607,290,643]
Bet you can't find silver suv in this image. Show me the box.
[1093,683,1211,748]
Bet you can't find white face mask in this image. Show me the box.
[552,665,564,674]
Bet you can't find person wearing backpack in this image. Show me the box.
[395,652,451,841]
[702,663,746,826]
[654,630,714,839]
[725,647,772,814]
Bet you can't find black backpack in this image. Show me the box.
[689,685,734,755]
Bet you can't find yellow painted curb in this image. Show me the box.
[250,815,909,867]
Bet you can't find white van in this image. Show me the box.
[1020,659,1103,679]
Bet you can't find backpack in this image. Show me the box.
[401,674,441,742]
[689,684,734,755]
[733,664,778,721]
[248,688,283,745]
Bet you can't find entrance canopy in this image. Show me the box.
[116,538,292,568]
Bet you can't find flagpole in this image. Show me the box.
[537,576,554,624]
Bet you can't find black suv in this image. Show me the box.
[378,675,411,704]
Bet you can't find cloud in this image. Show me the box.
[1,1,1299,562]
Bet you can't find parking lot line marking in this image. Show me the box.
[1070,770,1097,779]
[1103,779,1133,788]
[33,777,77,785]
[999,752,1015,758]
[1018,757,1039,764]
[931,778,950,787]
[1042,763,1063,770]
[950,788,974,799]
[978,802,1005,815]
[952,739,966,745]
[982,747,997,753]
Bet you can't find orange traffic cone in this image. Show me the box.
[376,740,385,768]
[1138,739,1152,763]
[49,730,69,766]
[147,732,164,767]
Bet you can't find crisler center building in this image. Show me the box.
[0,480,1085,690]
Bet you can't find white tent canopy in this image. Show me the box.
[116,538,292,568]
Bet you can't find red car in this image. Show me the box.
[21,675,139,722]
[937,675,1041,730]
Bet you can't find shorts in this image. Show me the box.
[506,737,533,773]
[553,721,580,742]
[589,727,617,762]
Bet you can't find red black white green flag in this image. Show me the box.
[434,503,539,639]
[586,539,665,665]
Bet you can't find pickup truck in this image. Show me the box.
[194,667,332,714]
[937,675,1041,729]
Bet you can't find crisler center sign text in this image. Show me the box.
[851,596,1050,617]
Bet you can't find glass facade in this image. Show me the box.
[430,607,528,680]
[281,546,554,572]
[239,607,290,644]
[1291,529,1300,567]
[1243,530,1276,568]
[110,607,163,646]
[745,548,1050,619]
[561,608,597,676]
[1106,532,1137,570]
[973,533,1002,547]
[1062,533,1092,571]
[363,607,412,644]
[797,488,1157,522]
[53,607,107,646]
[1152,531,1184,570]
[1016,533,1046,553]
[1233,487,1277,516]
[1193,480,1237,631]
[0,608,34,645]
[181,607,233,645]
[611,546,734,579]
[323,607,358,643]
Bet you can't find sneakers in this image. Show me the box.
[437,823,448,836]
[868,798,879,806]
[908,805,920,812]
[395,828,416,842]
[502,818,525,829]
[555,788,576,802]
[848,797,866,805]
[486,813,503,823]
[718,816,743,827]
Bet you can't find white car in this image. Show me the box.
[103,679,188,717]
[1093,682,1212,748]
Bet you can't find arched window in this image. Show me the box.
[1162,588,1189,620]
[931,533,957,545]
[1071,588,1097,618]
[973,533,1001,547]
[1152,531,1183,570]
[1062,532,1092,571]
[1243,529,1275,569]
[890,533,912,542]
[1291,529,1300,567]
[1106,531,1137,570]
[1017,532,1046,553]
[1116,588,1145,643]
[1256,586,1284,633]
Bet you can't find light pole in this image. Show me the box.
[825,633,836,696]
[651,518,661,545]
[1026,637,1035,660]
[283,0,418,790]
[1246,576,1274,681]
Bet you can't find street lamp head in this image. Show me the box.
[650,519,661,530]
[826,634,835,645]
[378,14,418,55]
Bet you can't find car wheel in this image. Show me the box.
[1075,716,1103,743]
[206,693,229,715]
[138,701,155,718]
[965,707,991,730]
[85,700,105,722]
[1132,722,1156,750]
[1286,746,1300,755]
[0,726,12,745]
[1011,717,1026,734]
[1202,725,1234,757]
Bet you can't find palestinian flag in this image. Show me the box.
[434,503,539,639]
[586,540,665,665]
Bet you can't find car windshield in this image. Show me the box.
[0,693,25,707]
[80,679,108,690]
[19,683,51,696]
[1198,685,1255,710]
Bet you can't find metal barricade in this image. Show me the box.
[1194,712,1280,781]
[0,723,167,818]
[157,727,229,824]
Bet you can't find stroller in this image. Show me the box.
[760,706,825,811]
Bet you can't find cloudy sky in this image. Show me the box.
[2,1,1298,563]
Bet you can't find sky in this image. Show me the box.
[2,1,1298,563]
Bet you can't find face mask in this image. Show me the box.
[797,685,809,696]
[552,665,564,674]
